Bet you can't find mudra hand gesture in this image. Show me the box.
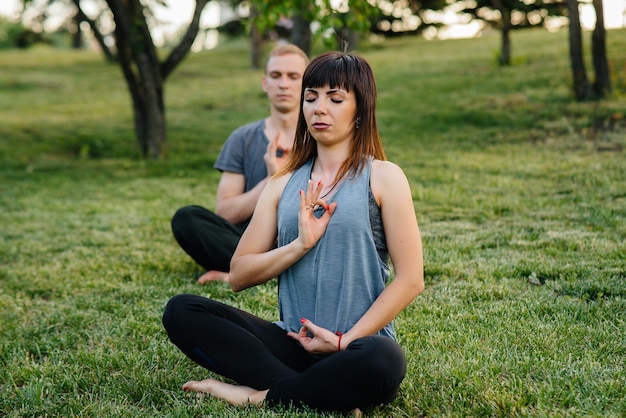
[288,317,342,354]
[297,179,336,250]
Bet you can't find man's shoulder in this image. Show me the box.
[229,119,265,139]
[215,118,266,171]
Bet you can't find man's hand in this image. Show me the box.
[264,132,290,177]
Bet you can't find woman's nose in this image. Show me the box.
[314,99,327,114]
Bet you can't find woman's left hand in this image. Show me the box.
[287,318,342,354]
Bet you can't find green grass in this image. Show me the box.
[1,29,625,417]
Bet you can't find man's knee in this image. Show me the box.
[171,206,199,233]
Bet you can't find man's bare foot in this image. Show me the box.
[183,378,268,406]
[198,270,229,284]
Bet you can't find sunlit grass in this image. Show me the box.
[1,28,625,417]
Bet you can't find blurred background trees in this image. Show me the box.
[567,0,611,100]
[5,0,620,158]
[461,0,568,65]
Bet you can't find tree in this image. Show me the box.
[567,0,610,100]
[591,0,610,98]
[247,0,378,56]
[405,0,450,33]
[489,0,513,65]
[462,0,567,65]
[20,0,115,57]
[291,9,313,54]
[21,0,210,159]
[106,0,212,158]
[567,0,590,100]
[237,0,447,67]
[71,0,116,62]
[248,4,263,69]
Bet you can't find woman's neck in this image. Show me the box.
[314,141,351,173]
[311,149,350,197]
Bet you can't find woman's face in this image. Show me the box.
[302,84,357,147]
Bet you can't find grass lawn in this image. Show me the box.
[1,27,625,417]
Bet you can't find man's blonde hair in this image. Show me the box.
[265,43,309,74]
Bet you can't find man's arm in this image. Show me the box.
[215,132,290,225]
[214,171,269,225]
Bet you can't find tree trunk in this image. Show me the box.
[291,12,311,56]
[107,0,164,159]
[591,0,611,98]
[500,21,511,66]
[492,0,511,65]
[106,0,208,159]
[567,0,591,100]
[336,26,358,52]
[249,5,263,69]
[71,11,83,49]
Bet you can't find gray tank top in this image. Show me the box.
[275,156,395,340]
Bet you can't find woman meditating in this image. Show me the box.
[162,50,424,413]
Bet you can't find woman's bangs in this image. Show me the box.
[304,58,354,92]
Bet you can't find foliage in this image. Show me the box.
[16,0,210,159]
[462,0,567,29]
[1,29,626,416]
[234,0,450,45]
[459,0,568,66]
[0,16,49,48]
[249,0,377,36]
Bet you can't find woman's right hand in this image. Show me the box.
[297,180,336,250]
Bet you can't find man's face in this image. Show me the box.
[262,53,307,114]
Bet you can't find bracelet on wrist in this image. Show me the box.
[335,331,343,352]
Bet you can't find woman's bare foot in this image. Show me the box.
[197,270,229,284]
[183,378,268,406]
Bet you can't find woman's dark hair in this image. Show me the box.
[279,51,386,181]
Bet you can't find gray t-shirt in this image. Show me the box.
[214,119,269,194]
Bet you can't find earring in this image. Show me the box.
[355,117,361,130]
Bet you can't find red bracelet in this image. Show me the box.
[335,331,343,351]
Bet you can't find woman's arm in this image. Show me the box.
[215,133,289,225]
[229,176,337,292]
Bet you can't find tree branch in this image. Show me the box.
[160,0,210,80]
[72,0,117,62]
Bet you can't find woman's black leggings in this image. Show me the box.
[162,294,406,412]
